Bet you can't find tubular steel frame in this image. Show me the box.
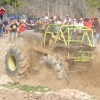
[43,24,94,62]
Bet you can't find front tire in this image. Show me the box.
[5,46,30,78]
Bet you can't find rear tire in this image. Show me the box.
[5,46,30,78]
[39,54,68,80]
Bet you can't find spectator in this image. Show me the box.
[54,18,61,32]
[64,14,71,25]
[10,20,18,43]
[6,21,11,34]
[44,13,49,21]
[72,18,84,40]
[84,18,93,44]
[29,20,35,29]
[50,18,62,40]
[40,14,45,22]
[0,6,5,21]
[78,18,84,26]
[0,19,4,38]
[51,13,58,21]
[71,19,79,39]
[27,13,33,23]
[19,21,26,34]
[3,18,8,34]
[93,18,100,45]
[71,19,78,26]
[54,18,61,24]
[6,21,11,42]
[49,19,53,24]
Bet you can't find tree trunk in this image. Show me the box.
[47,0,50,18]
[55,0,58,13]
[14,0,17,18]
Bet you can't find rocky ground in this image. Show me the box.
[0,33,99,100]
[0,74,94,100]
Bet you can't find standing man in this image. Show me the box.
[0,6,5,21]
[3,18,8,34]
[64,14,71,25]
[10,20,18,43]
[84,18,93,44]
[0,19,4,38]
[93,18,100,45]
[27,13,33,23]
[19,21,26,34]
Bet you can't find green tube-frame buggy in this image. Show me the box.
[43,24,95,70]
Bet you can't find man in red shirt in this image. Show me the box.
[19,21,26,34]
[0,6,5,21]
[84,18,93,45]
[84,18,93,28]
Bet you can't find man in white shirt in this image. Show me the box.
[78,18,84,26]
[71,19,78,26]
[54,19,61,32]
[64,15,71,24]
[44,14,49,24]
[72,18,84,40]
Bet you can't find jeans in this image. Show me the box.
[94,33,100,44]
[0,15,4,21]
[72,30,78,39]
[11,31,18,43]
[83,33,92,44]
[3,26,7,33]
[0,29,3,37]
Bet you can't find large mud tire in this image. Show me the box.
[39,55,68,80]
[5,46,30,78]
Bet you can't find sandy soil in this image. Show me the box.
[0,33,100,99]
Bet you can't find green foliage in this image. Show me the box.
[0,0,21,7]
[3,82,52,93]
[86,0,100,9]
[0,0,8,5]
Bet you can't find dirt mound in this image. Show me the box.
[0,74,13,85]
[0,74,94,100]
[0,86,94,100]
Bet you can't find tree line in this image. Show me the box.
[0,0,100,18]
